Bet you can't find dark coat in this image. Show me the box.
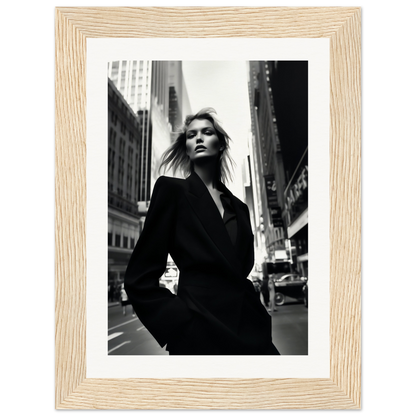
[124,172,278,355]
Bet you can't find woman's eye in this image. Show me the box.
[204,131,213,135]
[187,134,195,139]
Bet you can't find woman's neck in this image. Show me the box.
[193,163,219,190]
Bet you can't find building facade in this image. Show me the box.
[247,62,286,265]
[108,60,153,202]
[108,78,144,286]
[269,61,308,277]
[247,61,308,277]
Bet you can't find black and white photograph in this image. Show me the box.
[106,60,308,356]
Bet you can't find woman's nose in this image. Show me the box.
[196,133,203,142]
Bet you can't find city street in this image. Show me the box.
[108,297,307,355]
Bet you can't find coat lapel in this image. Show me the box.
[184,172,245,278]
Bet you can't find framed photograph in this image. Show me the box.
[103,57,311,362]
[55,7,361,409]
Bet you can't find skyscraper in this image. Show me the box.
[150,61,192,183]
[168,61,192,133]
[108,61,153,202]
[108,60,152,114]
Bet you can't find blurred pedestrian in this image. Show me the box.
[120,283,135,316]
[268,274,277,313]
[125,107,279,355]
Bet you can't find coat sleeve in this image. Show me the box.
[124,176,193,348]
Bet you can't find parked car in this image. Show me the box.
[273,273,307,305]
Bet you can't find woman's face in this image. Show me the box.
[185,119,223,163]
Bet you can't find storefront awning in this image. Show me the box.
[287,208,308,238]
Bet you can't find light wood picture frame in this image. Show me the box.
[55,6,361,409]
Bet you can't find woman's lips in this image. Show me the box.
[195,146,206,151]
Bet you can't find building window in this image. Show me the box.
[123,236,128,248]
[115,234,121,247]
[130,237,135,248]
[111,111,118,126]
[108,232,113,246]
[121,122,126,134]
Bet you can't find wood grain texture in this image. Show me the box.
[55,8,87,407]
[59,378,356,409]
[57,6,359,38]
[329,9,361,408]
[55,6,361,409]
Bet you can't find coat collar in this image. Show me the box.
[184,172,249,278]
[186,170,230,198]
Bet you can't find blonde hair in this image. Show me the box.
[159,107,235,183]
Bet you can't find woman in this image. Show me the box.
[125,108,279,355]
